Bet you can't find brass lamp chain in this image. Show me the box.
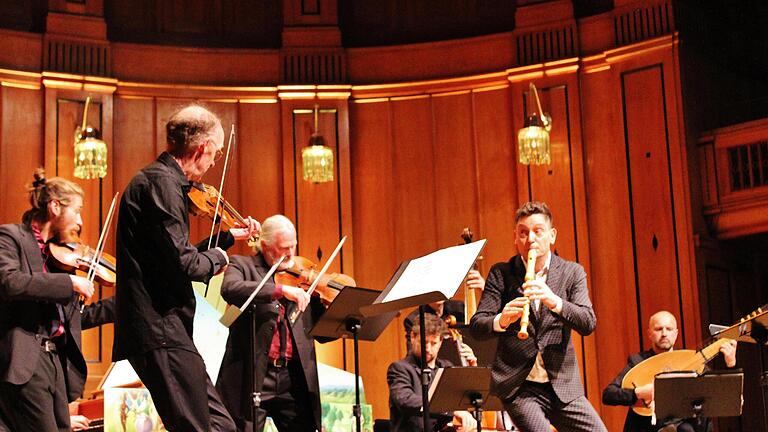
[81,97,91,132]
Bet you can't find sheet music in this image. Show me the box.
[382,239,486,303]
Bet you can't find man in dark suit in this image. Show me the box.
[470,201,606,432]
[0,172,96,431]
[602,311,737,432]
[113,104,258,432]
[216,214,326,432]
[388,314,477,432]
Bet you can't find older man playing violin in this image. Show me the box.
[114,104,259,432]
[217,214,332,432]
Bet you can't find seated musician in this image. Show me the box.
[216,215,329,432]
[602,310,737,432]
[403,270,485,352]
[388,314,478,432]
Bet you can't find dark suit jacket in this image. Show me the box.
[215,253,327,431]
[113,153,231,360]
[0,223,116,401]
[602,349,708,432]
[470,254,596,403]
[387,353,453,432]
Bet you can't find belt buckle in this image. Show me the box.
[42,340,56,352]
[271,357,287,368]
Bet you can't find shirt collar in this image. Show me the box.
[30,222,47,254]
[157,151,196,193]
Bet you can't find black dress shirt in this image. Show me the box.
[113,152,233,359]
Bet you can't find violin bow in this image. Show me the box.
[206,124,236,251]
[81,192,119,312]
[204,124,236,297]
[288,235,347,325]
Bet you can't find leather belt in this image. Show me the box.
[270,357,288,368]
[41,339,57,352]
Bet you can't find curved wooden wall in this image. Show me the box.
[0,1,702,430]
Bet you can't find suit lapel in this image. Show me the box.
[19,224,43,273]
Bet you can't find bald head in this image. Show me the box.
[647,311,678,353]
[166,104,222,158]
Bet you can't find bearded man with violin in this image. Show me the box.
[602,311,737,432]
[0,171,103,431]
[216,214,336,432]
[113,104,259,432]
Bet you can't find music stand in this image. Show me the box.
[428,367,503,428]
[711,305,768,431]
[309,286,397,432]
[654,371,743,429]
[360,239,486,432]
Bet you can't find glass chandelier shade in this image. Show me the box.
[73,97,108,179]
[301,105,334,183]
[517,113,551,165]
[517,83,552,166]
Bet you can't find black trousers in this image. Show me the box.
[504,381,607,432]
[0,348,70,432]
[249,360,316,432]
[129,347,236,432]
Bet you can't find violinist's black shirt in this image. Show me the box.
[113,152,233,359]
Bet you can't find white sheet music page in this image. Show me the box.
[383,239,486,303]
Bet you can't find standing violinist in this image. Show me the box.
[0,170,96,431]
[216,214,328,432]
[113,104,259,432]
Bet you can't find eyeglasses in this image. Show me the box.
[207,140,224,162]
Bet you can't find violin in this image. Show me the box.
[47,240,117,287]
[274,256,355,306]
[187,182,258,246]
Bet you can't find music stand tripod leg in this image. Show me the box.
[470,393,484,431]
[345,317,363,432]
[419,305,431,432]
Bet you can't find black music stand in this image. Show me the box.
[309,286,397,432]
[361,239,486,432]
[654,371,743,430]
[712,306,768,431]
[428,367,503,428]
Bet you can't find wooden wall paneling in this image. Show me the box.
[431,90,479,306]
[279,99,351,373]
[0,86,44,224]
[470,87,518,267]
[236,102,284,224]
[113,97,156,194]
[349,99,400,419]
[661,46,701,349]
[390,96,438,259]
[580,64,639,432]
[621,65,684,350]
